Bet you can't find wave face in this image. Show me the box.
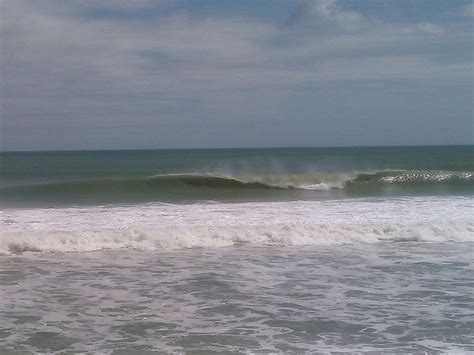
[1,146,473,206]
[1,196,473,255]
[1,170,473,206]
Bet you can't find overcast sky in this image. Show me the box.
[1,0,472,151]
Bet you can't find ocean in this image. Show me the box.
[1,145,473,352]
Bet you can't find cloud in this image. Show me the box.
[1,0,472,149]
[24,0,178,14]
[415,22,445,35]
[73,0,171,10]
[284,0,364,30]
[309,0,364,30]
[462,3,473,17]
[1,0,459,91]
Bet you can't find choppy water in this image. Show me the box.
[1,197,473,254]
[1,146,473,352]
[1,244,473,353]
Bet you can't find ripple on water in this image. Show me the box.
[0,243,473,353]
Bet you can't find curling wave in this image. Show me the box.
[0,170,473,205]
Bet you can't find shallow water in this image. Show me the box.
[1,243,473,353]
[1,197,473,255]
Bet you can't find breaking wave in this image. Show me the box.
[2,220,473,255]
[351,170,474,185]
[1,196,473,255]
[1,170,473,205]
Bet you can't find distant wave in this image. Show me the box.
[1,170,473,204]
[351,170,474,185]
[147,173,350,190]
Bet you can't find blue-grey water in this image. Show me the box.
[1,146,473,352]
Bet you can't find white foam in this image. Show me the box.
[297,182,333,190]
[1,196,473,255]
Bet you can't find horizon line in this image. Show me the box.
[1,143,473,154]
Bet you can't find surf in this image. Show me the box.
[1,170,474,207]
[1,196,473,255]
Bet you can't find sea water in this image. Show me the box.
[1,146,473,352]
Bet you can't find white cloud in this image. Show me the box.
[2,0,458,88]
[1,0,471,147]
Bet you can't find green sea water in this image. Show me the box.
[1,145,473,206]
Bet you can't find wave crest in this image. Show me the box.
[0,170,473,205]
[2,220,473,255]
[2,196,472,255]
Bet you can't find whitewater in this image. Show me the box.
[2,196,473,255]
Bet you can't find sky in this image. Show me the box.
[0,0,472,151]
